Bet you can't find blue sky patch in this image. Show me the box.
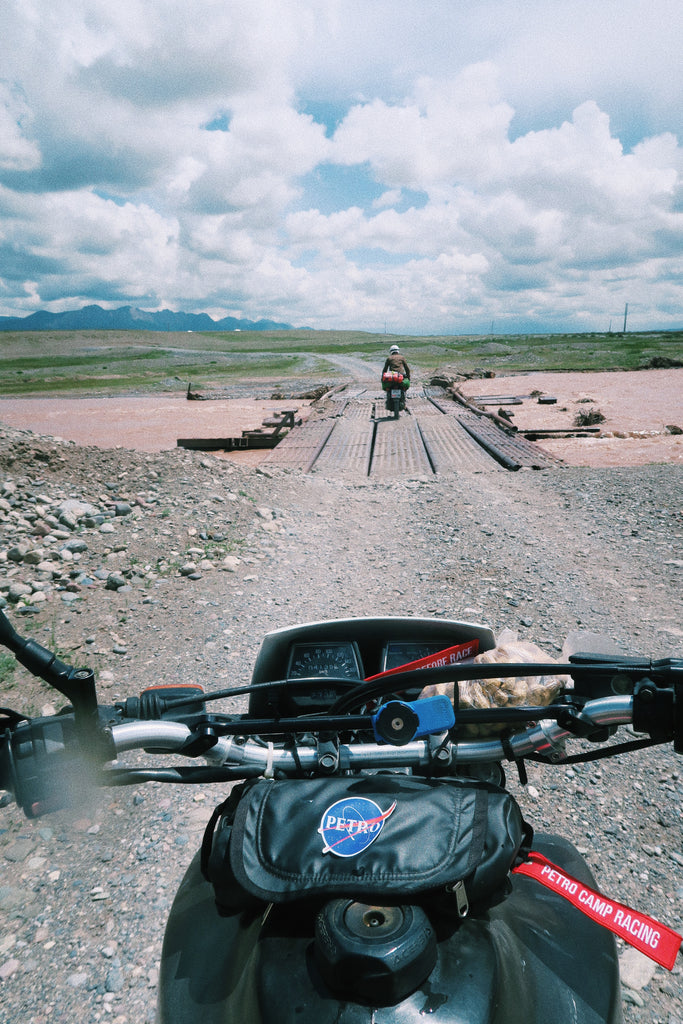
[300,100,350,138]
[297,163,384,214]
[203,111,231,132]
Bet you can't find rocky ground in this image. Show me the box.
[0,413,682,1023]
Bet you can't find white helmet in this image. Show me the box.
[389,345,400,354]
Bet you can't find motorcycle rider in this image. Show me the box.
[381,345,411,409]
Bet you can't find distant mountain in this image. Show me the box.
[0,304,297,332]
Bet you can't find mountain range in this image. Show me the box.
[0,305,296,333]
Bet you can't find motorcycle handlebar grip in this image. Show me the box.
[0,714,83,818]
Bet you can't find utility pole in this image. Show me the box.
[623,303,628,333]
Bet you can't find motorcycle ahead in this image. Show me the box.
[381,371,409,418]
[1,608,682,1024]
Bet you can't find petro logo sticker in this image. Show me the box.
[319,797,397,857]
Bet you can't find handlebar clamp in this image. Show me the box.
[372,696,455,746]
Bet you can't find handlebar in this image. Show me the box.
[107,693,634,772]
[1,605,682,817]
[0,690,647,816]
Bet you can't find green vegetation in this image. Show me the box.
[0,650,16,689]
[0,328,680,396]
[0,338,314,395]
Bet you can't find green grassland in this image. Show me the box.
[0,328,681,396]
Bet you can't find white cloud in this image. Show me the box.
[373,189,403,210]
[330,65,514,192]
[0,83,41,172]
[293,0,682,141]
[0,0,681,330]
[0,187,179,305]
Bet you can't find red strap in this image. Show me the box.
[513,851,682,970]
[365,639,479,682]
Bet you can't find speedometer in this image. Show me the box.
[286,642,362,680]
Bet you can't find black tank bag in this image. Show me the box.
[202,774,530,917]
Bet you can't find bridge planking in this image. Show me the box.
[264,388,560,476]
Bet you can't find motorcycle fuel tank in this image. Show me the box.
[158,833,622,1024]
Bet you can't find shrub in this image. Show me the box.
[574,408,606,427]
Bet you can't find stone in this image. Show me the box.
[7,544,29,562]
[36,561,59,574]
[0,886,34,911]
[23,548,46,564]
[49,529,72,541]
[63,538,88,553]
[57,499,98,519]
[105,573,126,590]
[0,959,20,981]
[67,971,89,988]
[4,838,35,862]
[106,963,125,993]
[83,514,106,527]
[619,948,657,991]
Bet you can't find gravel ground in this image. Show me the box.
[0,416,682,1023]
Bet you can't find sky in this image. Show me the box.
[1,0,681,334]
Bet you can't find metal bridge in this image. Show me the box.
[263,387,563,477]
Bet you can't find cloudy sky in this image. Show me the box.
[1,0,681,333]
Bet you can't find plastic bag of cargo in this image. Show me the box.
[418,629,570,736]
